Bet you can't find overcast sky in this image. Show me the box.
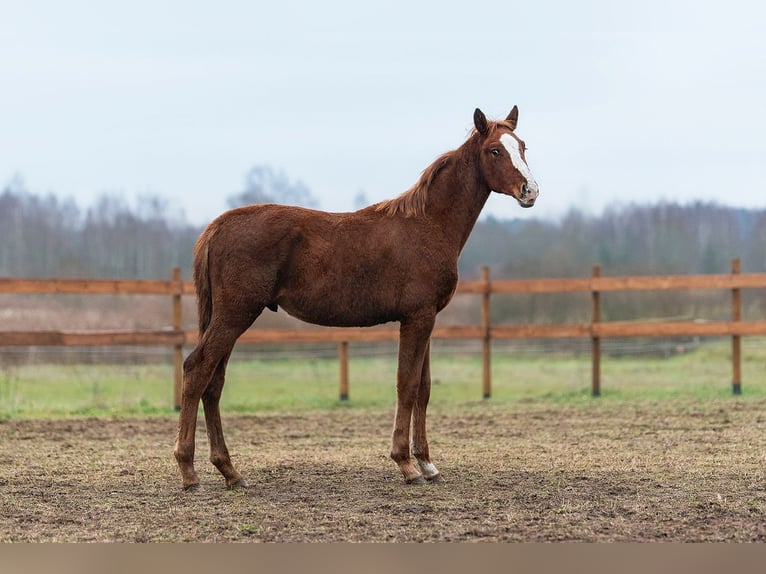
[1,1,764,224]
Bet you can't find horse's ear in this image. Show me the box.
[474,108,489,135]
[506,106,519,130]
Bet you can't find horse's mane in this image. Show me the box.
[374,121,513,218]
[374,151,454,217]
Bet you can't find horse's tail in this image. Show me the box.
[193,225,215,337]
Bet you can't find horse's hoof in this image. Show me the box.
[227,478,250,490]
[405,475,426,485]
[426,472,444,483]
[183,482,201,492]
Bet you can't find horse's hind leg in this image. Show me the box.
[174,316,255,490]
[174,343,209,490]
[410,342,441,482]
[202,349,247,489]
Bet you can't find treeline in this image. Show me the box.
[459,203,766,323]
[0,166,318,279]
[461,202,766,278]
[2,183,765,323]
[3,183,766,281]
[0,186,200,279]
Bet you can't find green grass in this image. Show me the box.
[2,339,765,419]
[0,363,173,418]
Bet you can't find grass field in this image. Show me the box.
[2,338,765,418]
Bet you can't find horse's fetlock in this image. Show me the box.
[209,453,231,470]
[174,445,192,465]
[390,450,410,464]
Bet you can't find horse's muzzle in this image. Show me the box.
[518,183,538,208]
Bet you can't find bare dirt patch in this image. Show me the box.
[2,400,766,542]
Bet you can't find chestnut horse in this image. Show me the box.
[174,106,539,490]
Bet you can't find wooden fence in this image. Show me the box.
[1,259,766,407]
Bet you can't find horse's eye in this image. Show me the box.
[491,149,500,157]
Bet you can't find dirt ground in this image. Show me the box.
[2,400,766,542]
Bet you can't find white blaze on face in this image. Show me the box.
[500,133,539,196]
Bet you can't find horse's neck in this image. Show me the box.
[427,149,490,252]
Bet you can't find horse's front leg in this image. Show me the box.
[410,342,442,482]
[391,314,435,484]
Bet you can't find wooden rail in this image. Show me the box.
[1,259,765,406]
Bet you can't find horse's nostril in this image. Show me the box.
[521,183,528,196]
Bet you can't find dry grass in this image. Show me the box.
[2,400,766,542]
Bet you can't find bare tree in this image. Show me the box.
[227,165,318,209]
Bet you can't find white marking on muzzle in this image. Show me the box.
[500,133,539,198]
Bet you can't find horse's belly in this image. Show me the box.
[277,294,398,328]
[274,252,458,328]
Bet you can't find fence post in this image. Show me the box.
[339,341,349,400]
[731,258,742,395]
[172,267,183,410]
[591,265,601,397]
[481,266,492,399]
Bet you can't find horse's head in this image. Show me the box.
[473,106,539,208]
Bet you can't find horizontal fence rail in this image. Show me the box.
[1,258,765,405]
[5,322,766,345]
[457,274,766,294]
[4,271,766,297]
[0,277,195,296]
